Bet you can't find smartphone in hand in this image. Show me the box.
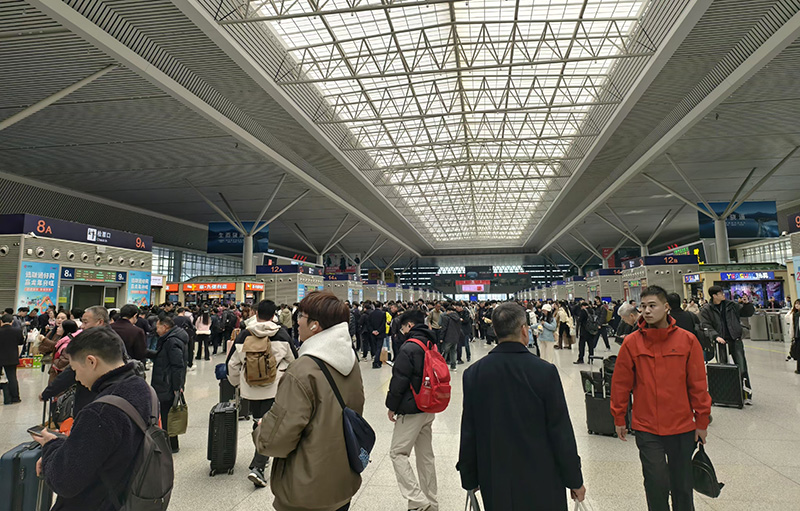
[27,425,46,437]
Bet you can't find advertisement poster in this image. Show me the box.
[207,222,269,254]
[128,271,152,307]
[794,257,800,303]
[698,201,779,238]
[298,284,307,301]
[18,261,60,310]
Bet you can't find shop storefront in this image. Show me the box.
[682,264,789,307]
[182,282,236,305]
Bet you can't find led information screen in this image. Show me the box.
[720,271,775,281]
[61,267,126,283]
[684,274,701,284]
[456,280,490,293]
[788,211,800,233]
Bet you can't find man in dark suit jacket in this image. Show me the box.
[367,302,387,369]
[110,304,148,362]
[0,313,25,404]
[458,302,586,510]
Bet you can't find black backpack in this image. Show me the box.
[223,311,236,331]
[585,310,601,336]
[97,385,174,510]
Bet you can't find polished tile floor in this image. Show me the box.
[3,337,800,510]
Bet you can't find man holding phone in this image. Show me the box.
[30,326,154,510]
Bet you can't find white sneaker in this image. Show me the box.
[188,366,196,372]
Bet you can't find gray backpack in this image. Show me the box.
[96,385,174,511]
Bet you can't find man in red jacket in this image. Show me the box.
[611,285,711,511]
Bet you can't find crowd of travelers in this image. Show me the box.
[0,282,793,511]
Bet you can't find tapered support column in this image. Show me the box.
[714,218,730,263]
[243,235,254,274]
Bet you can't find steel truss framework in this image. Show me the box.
[229,0,654,245]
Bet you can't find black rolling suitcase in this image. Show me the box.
[707,343,743,409]
[207,401,238,476]
[219,379,251,420]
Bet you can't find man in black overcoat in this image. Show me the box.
[457,302,586,510]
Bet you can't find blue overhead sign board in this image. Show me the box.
[0,214,152,251]
[720,271,775,281]
[207,222,269,254]
[698,201,779,238]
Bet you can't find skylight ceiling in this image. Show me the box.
[248,0,652,247]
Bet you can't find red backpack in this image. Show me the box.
[407,338,451,413]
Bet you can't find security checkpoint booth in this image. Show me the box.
[552,280,567,301]
[586,268,624,302]
[564,276,587,302]
[387,283,403,302]
[363,280,388,302]
[324,273,363,303]
[622,255,699,304]
[0,214,153,311]
[256,265,324,305]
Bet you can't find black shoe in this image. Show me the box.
[171,447,180,454]
[466,358,471,362]
[795,370,800,374]
[457,360,464,365]
[573,360,584,365]
[205,357,210,361]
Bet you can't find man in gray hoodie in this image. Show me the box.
[229,299,297,487]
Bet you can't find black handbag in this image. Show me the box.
[309,356,375,473]
[692,442,724,498]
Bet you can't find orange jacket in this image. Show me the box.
[610,316,711,436]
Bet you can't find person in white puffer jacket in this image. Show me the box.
[228,299,297,488]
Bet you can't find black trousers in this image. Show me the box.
[195,334,211,360]
[599,325,611,349]
[186,337,195,368]
[458,328,471,361]
[1,365,20,403]
[249,398,275,470]
[160,399,180,450]
[370,334,383,367]
[635,430,696,511]
[577,333,598,361]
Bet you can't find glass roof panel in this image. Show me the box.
[256,0,651,245]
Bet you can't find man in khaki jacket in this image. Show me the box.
[255,292,365,511]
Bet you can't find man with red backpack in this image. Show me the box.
[386,309,451,511]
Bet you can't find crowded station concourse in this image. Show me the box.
[3,0,800,510]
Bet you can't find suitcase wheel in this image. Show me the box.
[612,432,618,438]
[210,470,216,477]
[228,468,234,475]
[588,430,593,435]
